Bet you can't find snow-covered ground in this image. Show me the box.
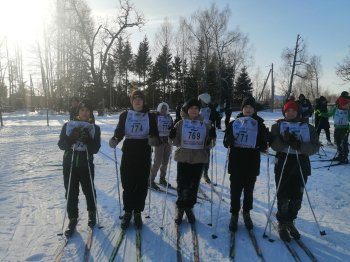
[0,110,349,262]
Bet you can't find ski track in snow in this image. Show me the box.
[0,111,349,261]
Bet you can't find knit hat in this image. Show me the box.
[78,100,93,111]
[282,99,299,115]
[183,98,201,113]
[130,90,145,103]
[341,91,349,98]
[241,96,256,110]
[299,94,305,100]
[336,97,350,109]
[319,96,327,102]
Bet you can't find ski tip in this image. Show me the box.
[320,230,326,236]
[207,223,212,227]
[211,234,218,239]
[268,238,275,242]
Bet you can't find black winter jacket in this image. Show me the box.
[223,113,268,177]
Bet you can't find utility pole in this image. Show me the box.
[287,34,301,98]
[270,63,275,112]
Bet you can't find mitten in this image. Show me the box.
[209,127,216,139]
[109,137,119,148]
[169,128,177,139]
[80,128,91,144]
[69,128,80,143]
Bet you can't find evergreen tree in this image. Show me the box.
[154,44,173,100]
[232,67,253,104]
[134,36,152,87]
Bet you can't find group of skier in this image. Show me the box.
[57,89,350,244]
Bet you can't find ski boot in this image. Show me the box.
[242,211,253,230]
[175,207,185,225]
[120,211,132,229]
[88,210,96,228]
[150,182,160,191]
[159,177,172,188]
[184,208,196,224]
[65,217,78,238]
[203,172,211,184]
[229,214,238,232]
[340,157,349,164]
[278,222,291,242]
[286,221,300,239]
[134,211,143,229]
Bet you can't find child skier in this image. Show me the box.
[109,90,159,229]
[223,96,268,232]
[317,91,350,163]
[314,96,332,145]
[58,100,101,237]
[198,93,216,184]
[169,98,216,224]
[270,98,320,242]
[150,102,173,190]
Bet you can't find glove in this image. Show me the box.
[282,130,292,143]
[314,109,321,117]
[109,137,119,148]
[209,127,216,139]
[288,133,301,150]
[169,128,177,139]
[69,128,80,143]
[80,128,91,144]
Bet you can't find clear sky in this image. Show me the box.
[88,0,350,95]
[1,0,349,95]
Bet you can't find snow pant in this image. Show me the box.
[63,165,96,219]
[176,162,203,208]
[316,117,331,141]
[229,173,256,214]
[120,152,151,212]
[334,128,349,160]
[201,148,210,179]
[150,142,171,183]
[274,153,310,223]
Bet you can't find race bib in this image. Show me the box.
[181,119,206,149]
[200,107,211,123]
[125,110,149,139]
[232,117,258,148]
[157,115,172,136]
[334,109,349,125]
[279,122,310,142]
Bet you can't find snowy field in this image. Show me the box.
[0,110,349,262]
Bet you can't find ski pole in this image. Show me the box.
[296,152,326,236]
[263,146,291,237]
[208,144,214,227]
[214,145,218,186]
[114,148,123,219]
[212,148,230,239]
[266,152,273,242]
[146,148,153,219]
[58,145,75,236]
[160,146,173,229]
[327,150,338,170]
[86,148,103,228]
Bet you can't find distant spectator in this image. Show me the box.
[174,101,183,125]
[69,97,80,120]
[224,98,232,129]
[296,94,313,122]
[314,96,332,145]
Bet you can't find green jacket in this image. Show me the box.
[321,106,350,129]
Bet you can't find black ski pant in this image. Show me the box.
[274,153,310,223]
[202,148,211,178]
[229,173,256,214]
[120,152,151,213]
[316,125,331,141]
[176,162,203,208]
[63,165,96,219]
[334,128,349,160]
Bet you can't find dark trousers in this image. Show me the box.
[229,174,256,214]
[316,126,331,141]
[176,162,203,208]
[225,111,232,129]
[202,148,210,176]
[274,154,309,223]
[120,153,151,212]
[334,128,349,159]
[63,165,96,219]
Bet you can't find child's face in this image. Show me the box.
[285,108,298,120]
[79,107,90,121]
[242,105,255,116]
[187,106,199,119]
[132,97,144,111]
[160,105,167,115]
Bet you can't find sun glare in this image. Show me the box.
[0,0,50,48]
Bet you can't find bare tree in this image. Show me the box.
[336,48,350,82]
